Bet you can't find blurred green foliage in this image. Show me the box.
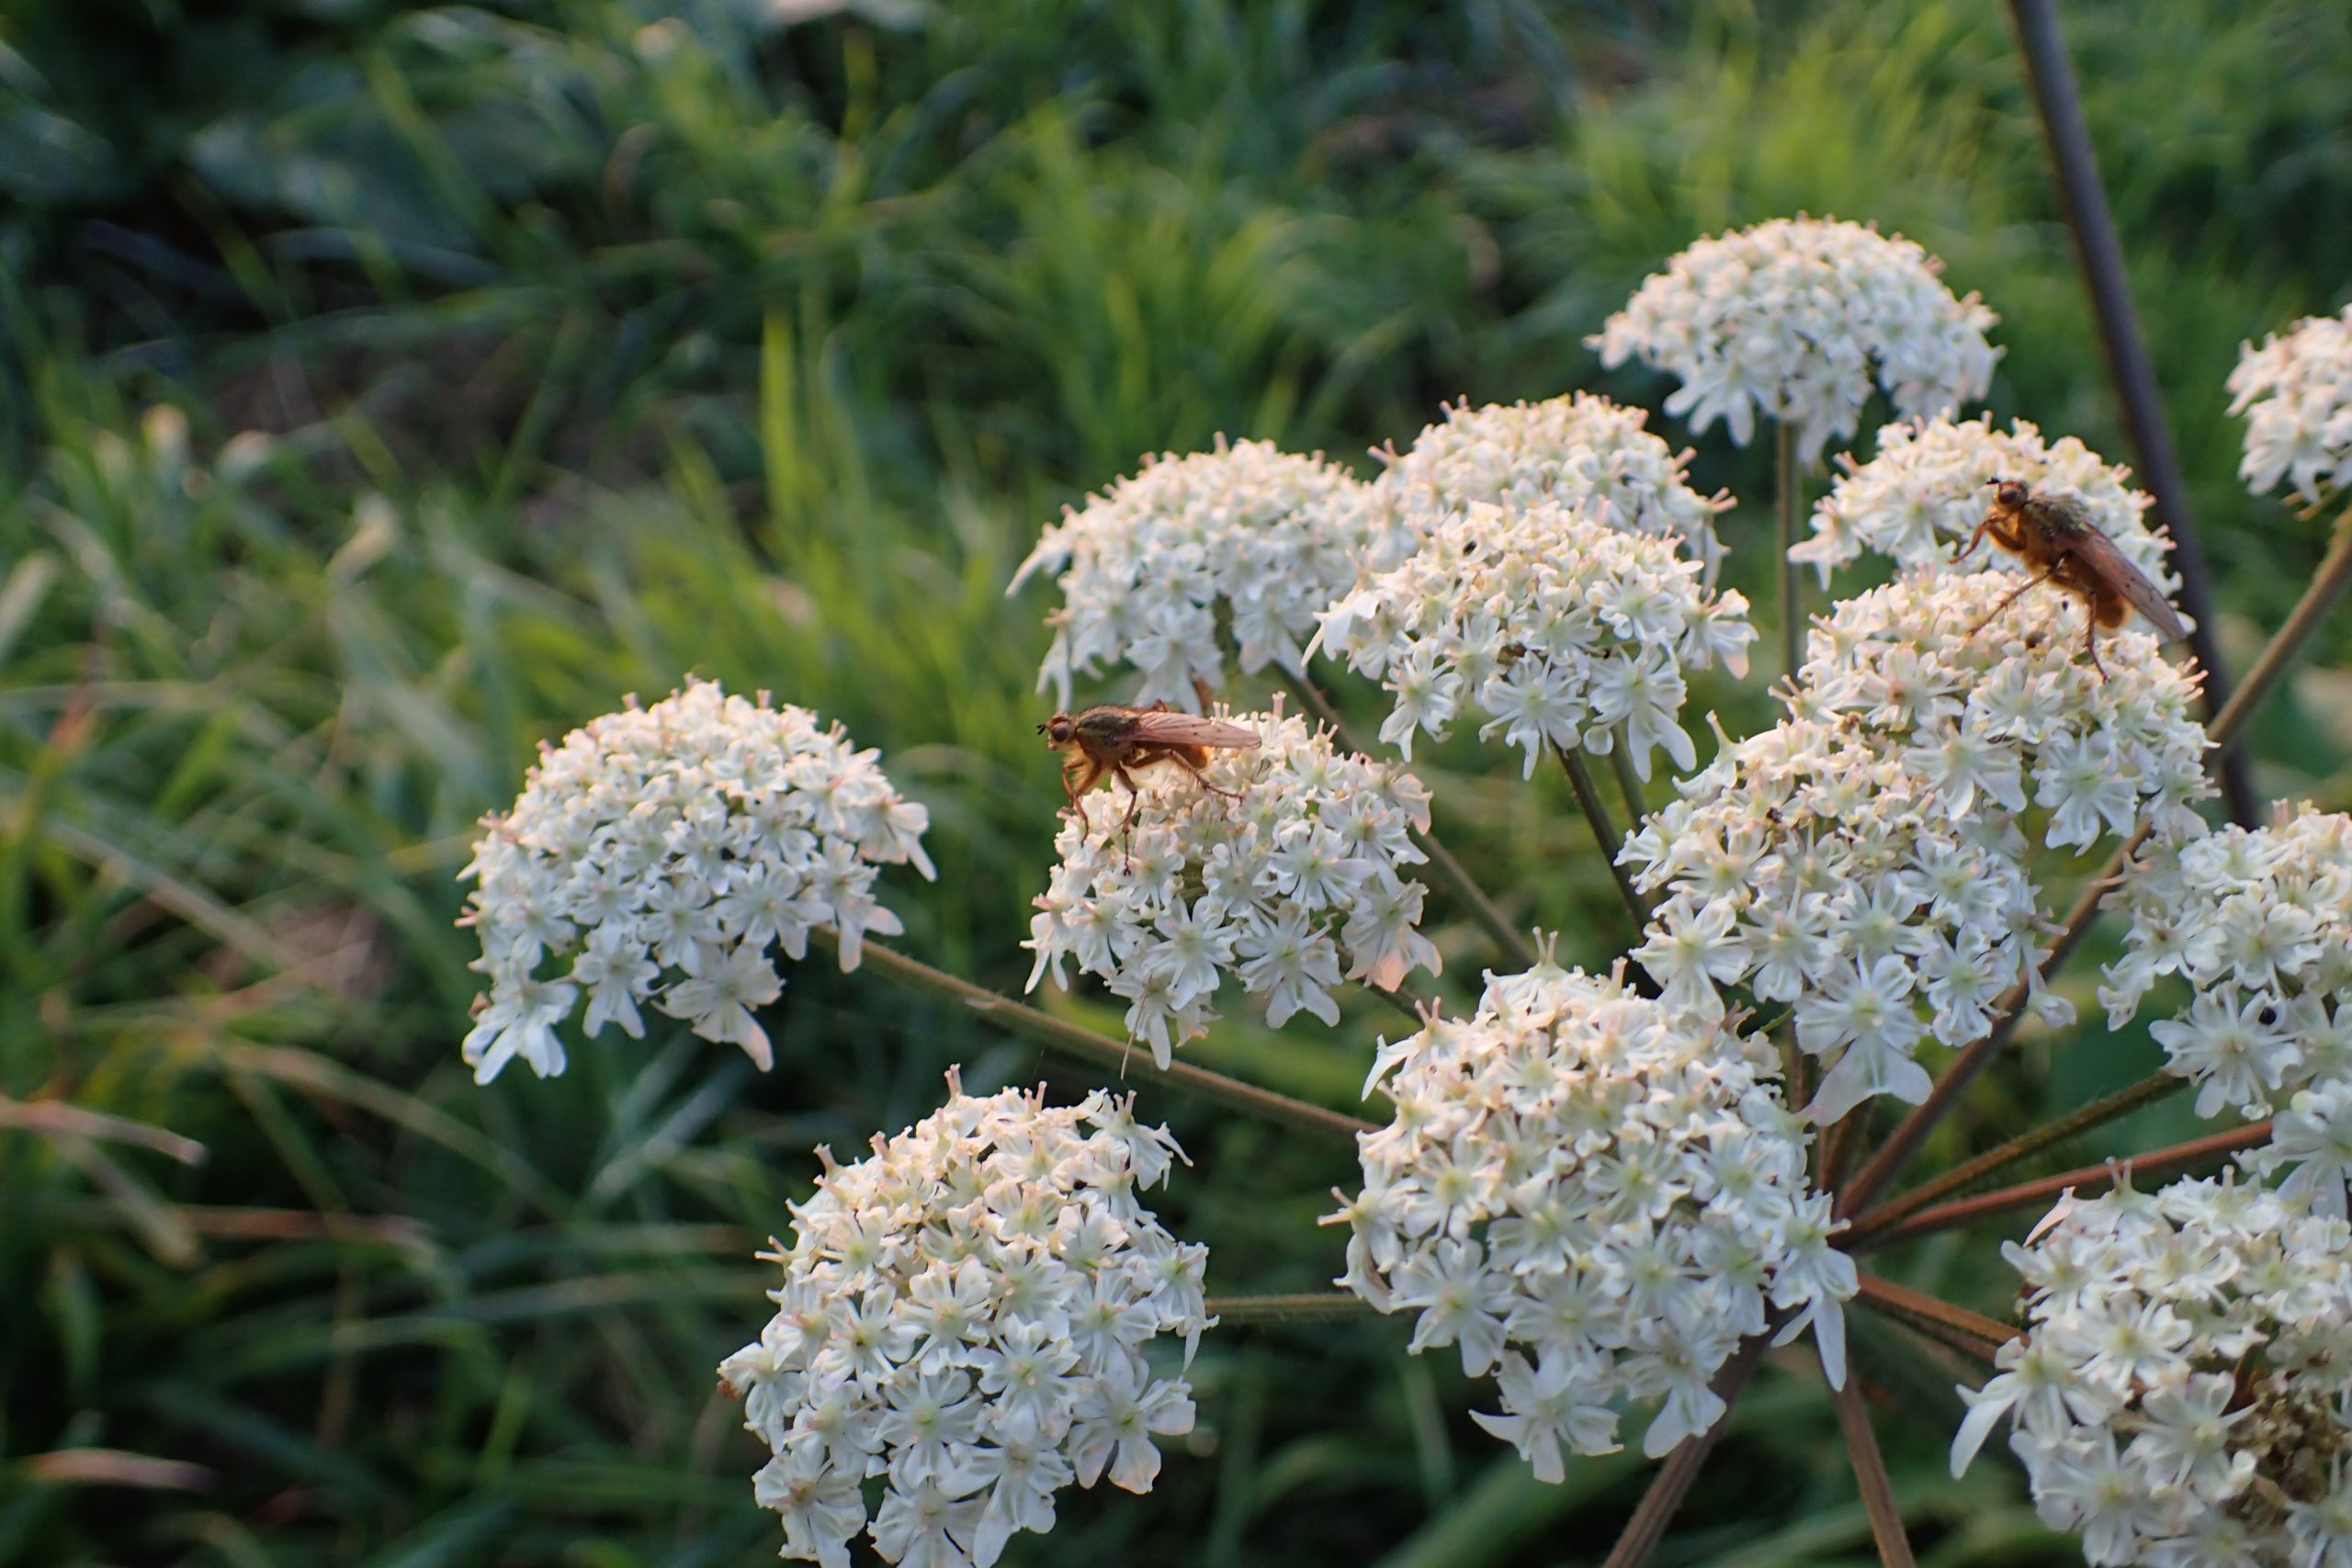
[1,1,2347,1563]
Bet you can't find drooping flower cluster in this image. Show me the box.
[1792,414,2177,593]
[1623,572,2211,1121]
[2102,807,2352,1209]
[1953,1177,2352,1568]
[1023,709,1441,1062]
[719,1081,1210,1568]
[1329,961,1855,1472]
[1370,393,1733,581]
[2227,305,2352,503]
[1590,217,2000,463]
[1312,499,1754,778]
[1008,440,1411,709]
[458,681,932,1082]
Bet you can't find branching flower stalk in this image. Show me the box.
[446,227,2352,1568]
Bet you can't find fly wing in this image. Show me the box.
[2064,524,2189,642]
[1125,711,1263,749]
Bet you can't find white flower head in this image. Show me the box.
[458,680,933,1082]
[1313,498,1754,781]
[720,1078,1209,1567]
[1008,439,1408,710]
[1793,414,2177,595]
[2104,807,2352,1198]
[1624,572,2211,1122]
[1371,393,1733,582]
[2227,305,2352,503]
[1591,217,2000,464]
[1023,709,1440,1065]
[1329,964,1855,1473]
[1954,1175,2352,1568]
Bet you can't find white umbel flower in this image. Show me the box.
[1312,498,1754,779]
[1371,393,1733,581]
[720,1078,1209,1568]
[1591,217,2000,464]
[2103,807,2352,1201]
[1624,572,2211,1121]
[1009,440,1408,710]
[1953,1176,2352,1568]
[2227,305,2352,503]
[458,680,933,1082]
[1329,960,1855,1472]
[1023,709,1440,1064]
[1793,414,2177,595]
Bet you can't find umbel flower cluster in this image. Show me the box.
[458,681,932,1082]
[718,1081,1211,1568]
[1008,439,1413,710]
[1793,413,2177,592]
[1370,392,1733,581]
[1625,571,2211,1121]
[1953,1178,2352,1568]
[1590,216,2000,463]
[1313,497,1755,778]
[2227,304,2352,504]
[2102,807,2352,1209]
[1329,961,1856,1471]
[1024,709,1441,1061]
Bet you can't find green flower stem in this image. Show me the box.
[1554,741,1657,935]
[1853,1273,2015,1360]
[1827,1364,1919,1568]
[1204,1292,1375,1325]
[1777,421,1805,682]
[1838,502,2352,1218]
[1278,669,1536,970]
[1839,1070,2182,1247]
[1848,1120,2270,1254]
[1607,736,1652,839]
[814,931,1376,1142]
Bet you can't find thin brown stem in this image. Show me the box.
[1554,741,1656,936]
[817,932,1376,1141]
[1842,1070,2182,1246]
[1850,1122,2271,1253]
[2202,502,2352,747]
[1599,1330,1772,1568]
[1204,1292,1376,1325]
[1280,669,1536,970]
[1828,1368,1919,1568]
[1854,1274,2016,1359]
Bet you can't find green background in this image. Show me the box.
[3,1,2348,1562]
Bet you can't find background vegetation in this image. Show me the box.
[4,1,2349,1563]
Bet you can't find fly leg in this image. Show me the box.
[1169,750,1243,805]
[1113,765,1146,870]
[1060,758,1096,834]
[1968,569,2057,637]
[2083,613,2109,682]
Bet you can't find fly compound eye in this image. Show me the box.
[1996,480,2029,509]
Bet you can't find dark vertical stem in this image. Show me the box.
[2007,0,2256,826]
[1597,1332,1770,1568]
[1828,1372,1919,1568]
[1554,742,1657,940]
